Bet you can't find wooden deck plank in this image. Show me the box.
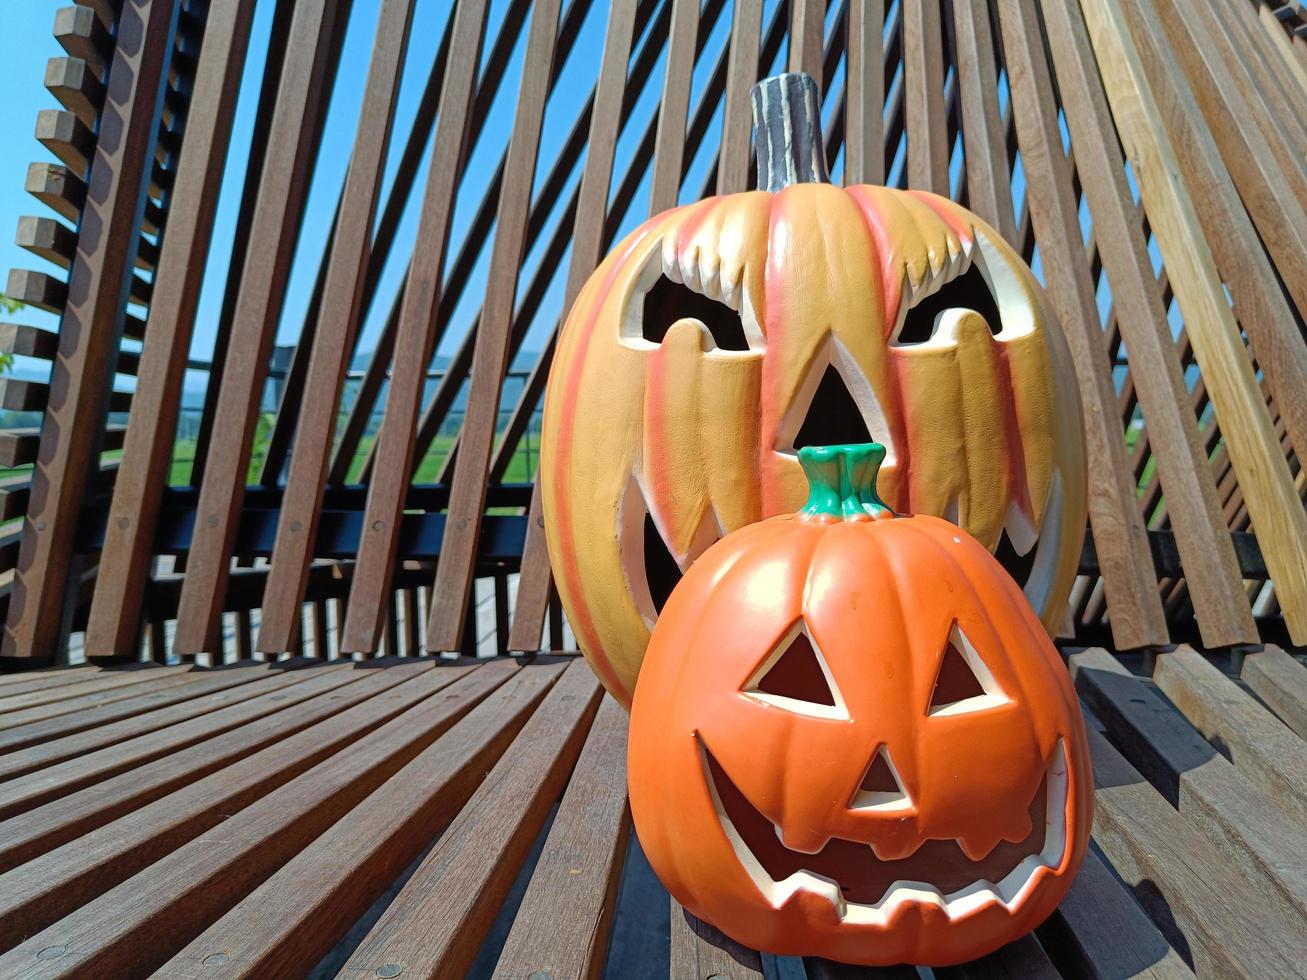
[337,659,602,979]
[671,901,764,979]
[0,665,301,778]
[0,667,192,728]
[0,661,447,903]
[1240,647,1307,740]
[1085,724,1307,976]
[1053,848,1194,979]
[0,666,95,697]
[996,0,1168,650]
[1040,0,1256,649]
[162,662,564,977]
[1153,645,1307,828]
[0,664,359,820]
[1071,648,1307,926]
[83,0,260,657]
[0,661,513,973]
[495,695,630,979]
[936,935,1060,980]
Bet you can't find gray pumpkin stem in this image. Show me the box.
[750,72,831,191]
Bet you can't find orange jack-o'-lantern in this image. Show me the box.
[628,444,1092,966]
[540,73,1086,706]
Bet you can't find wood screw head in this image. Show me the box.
[376,966,403,979]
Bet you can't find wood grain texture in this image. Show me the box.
[0,665,188,723]
[1080,0,1307,644]
[903,0,948,193]
[1152,645,1307,829]
[789,0,827,86]
[495,695,631,979]
[650,0,702,213]
[2,0,178,666]
[338,659,602,979]
[845,0,885,185]
[84,0,260,659]
[671,900,764,979]
[0,661,510,975]
[1039,0,1255,649]
[1241,646,1307,740]
[161,662,562,977]
[996,0,1168,650]
[718,0,764,194]
[170,0,345,656]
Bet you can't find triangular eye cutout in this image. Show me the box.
[928,624,1010,717]
[850,746,912,812]
[744,626,848,719]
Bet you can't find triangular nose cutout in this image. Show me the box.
[794,364,873,451]
[850,747,911,812]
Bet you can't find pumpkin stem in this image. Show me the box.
[751,73,831,191]
[798,444,895,522]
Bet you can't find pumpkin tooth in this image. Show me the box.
[868,837,924,862]
[699,251,723,302]
[1001,501,1038,557]
[680,245,702,292]
[956,833,1005,863]
[661,236,682,283]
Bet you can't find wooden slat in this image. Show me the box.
[649,0,701,212]
[0,665,187,719]
[789,0,827,86]
[903,0,948,193]
[1256,1,1307,99]
[0,665,359,821]
[950,0,1016,242]
[1,0,177,666]
[845,0,885,185]
[1040,0,1256,649]
[996,0,1168,650]
[54,5,111,78]
[495,696,631,979]
[1052,848,1194,979]
[170,0,346,657]
[44,55,104,126]
[0,661,511,971]
[1241,646,1307,740]
[671,901,764,979]
[84,0,259,659]
[0,665,94,698]
[0,663,281,758]
[718,0,764,194]
[1071,648,1307,925]
[162,661,564,977]
[337,659,602,978]
[424,0,621,651]
[936,935,1060,980]
[333,0,492,653]
[1082,0,1307,644]
[0,661,440,882]
[1153,645,1307,827]
[255,0,418,653]
[1085,725,1307,976]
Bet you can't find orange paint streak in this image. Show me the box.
[845,187,906,338]
[908,189,977,249]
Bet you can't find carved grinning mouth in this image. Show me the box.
[699,738,1069,924]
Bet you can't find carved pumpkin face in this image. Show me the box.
[541,181,1086,707]
[627,445,1092,965]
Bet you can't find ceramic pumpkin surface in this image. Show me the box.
[627,443,1092,966]
[539,73,1086,707]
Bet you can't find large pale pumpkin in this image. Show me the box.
[628,443,1093,965]
[541,73,1086,706]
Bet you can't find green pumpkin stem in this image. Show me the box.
[798,443,895,522]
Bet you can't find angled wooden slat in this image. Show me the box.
[256,0,419,653]
[718,0,764,194]
[903,0,948,193]
[671,901,764,979]
[1085,725,1307,977]
[0,661,440,882]
[1040,0,1255,649]
[1241,646,1307,740]
[649,0,701,213]
[161,662,563,977]
[171,0,347,656]
[0,661,510,971]
[1071,648,1307,925]
[424,0,621,652]
[950,0,1016,243]
[1084,0,1307,644]
[44,55,104,126]
[1153,645,1307,828]
[332,0,492,653]
[790,0,828,86]
[0,664,94,698]
[996,0,1168,650]
[1252,0,1307,103]
[495,695,630,979]
[337,659,601,978]
[54,5,111,78]
[84,0,260,660]
[1,0,177,667]
[1053,847,1194,979]
[845,0,885,185]
[0,665,188,720]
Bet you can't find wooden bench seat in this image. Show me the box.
[0,650,1303,979]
